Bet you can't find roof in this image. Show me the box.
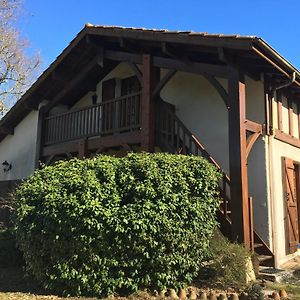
[1,24,300,141]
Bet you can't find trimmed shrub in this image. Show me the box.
[14,153,220,296]
[200,230,250,285]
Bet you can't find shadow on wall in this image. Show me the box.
[0,180,21,228]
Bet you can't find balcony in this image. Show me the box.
[43,92,141,146]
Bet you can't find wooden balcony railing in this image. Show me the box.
[44,92,141,145]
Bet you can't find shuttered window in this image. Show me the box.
[283,157,300,254]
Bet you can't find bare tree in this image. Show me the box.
[0,0,40,116]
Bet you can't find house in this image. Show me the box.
[1,24,300,269]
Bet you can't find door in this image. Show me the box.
[283,157,300,254]
[101,78,116,132]
[120,76,141,128]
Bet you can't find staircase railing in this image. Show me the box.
[156,100,231,223]
[156,99,274,266]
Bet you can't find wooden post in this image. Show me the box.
[248,196,254,254]
[78,138,88,159]
[35,106,45,168]
[141,54,160,152]
[228,65,251,249]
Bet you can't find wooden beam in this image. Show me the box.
[244,119,263,133]
[105,49,228,77]
[246,132,261,159]
[42,131,141,157]
[43,54,104,113]
[252,47,300,89]
[152,56,228,78]
[141,54,160,152]
[127,62,143,84]
[161,42,180,59]
[277,93,283,131]
[152,69,177,100]
[297,102,300,139]
[95,146,106,155]
[244,119,263,158]
[22,102,39,111]
[248,197,255,253]
[87,26,254,50]
[105,49,142,64]
[288,98,294,136]
[45,154,55,166]
[203,74,229,108]
[0,126,14,135]
[217,50,261,81]
[78,138,88,159]
[275,129,300,149]
[121,143,132,151]
[227,65,250,249]
[119,38,140,53]
[252,47,289,78]
[51,71,67,83]
[34,106,45,168]
[218,47,226,62]
[97,47,104,67]
[264,77,271,135]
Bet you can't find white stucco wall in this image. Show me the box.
[246,76,265,123]
[0,111,39,181]
[161,71,230,173]
[272,92,299,138]
[246,77,271,244]
[72,62,136,110]
[248,137,271,244]
[267,92,300,266]
[269,137,300,266]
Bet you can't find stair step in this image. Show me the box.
[257,255,273,263]
[258,267,292,282]
[254,243,264,249]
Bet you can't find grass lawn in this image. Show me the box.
[265,269,300,300]
[266,282,300,300]
[3,267,300,300]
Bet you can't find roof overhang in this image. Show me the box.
[1,25,300,142]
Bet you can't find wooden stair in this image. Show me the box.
[156,99,274,267]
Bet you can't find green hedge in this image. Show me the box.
[14,153,220,296]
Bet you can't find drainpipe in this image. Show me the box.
[268,71,296,267]
[268,72,296,136]
[270,72,296,96]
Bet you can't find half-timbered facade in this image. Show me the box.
[1,25,300,268]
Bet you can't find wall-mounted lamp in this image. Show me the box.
[2,160,12,172]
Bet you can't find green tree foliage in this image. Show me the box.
[14,153,220,296]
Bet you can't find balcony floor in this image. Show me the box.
[42,130,141,158]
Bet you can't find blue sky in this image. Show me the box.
[21,0,300,71]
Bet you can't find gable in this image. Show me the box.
[0,24,300,142]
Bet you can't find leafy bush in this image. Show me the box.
[14,153,220,296]
[200,230,250,285]
[247,283,264,300]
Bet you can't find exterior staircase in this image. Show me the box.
[155,99,274,267]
